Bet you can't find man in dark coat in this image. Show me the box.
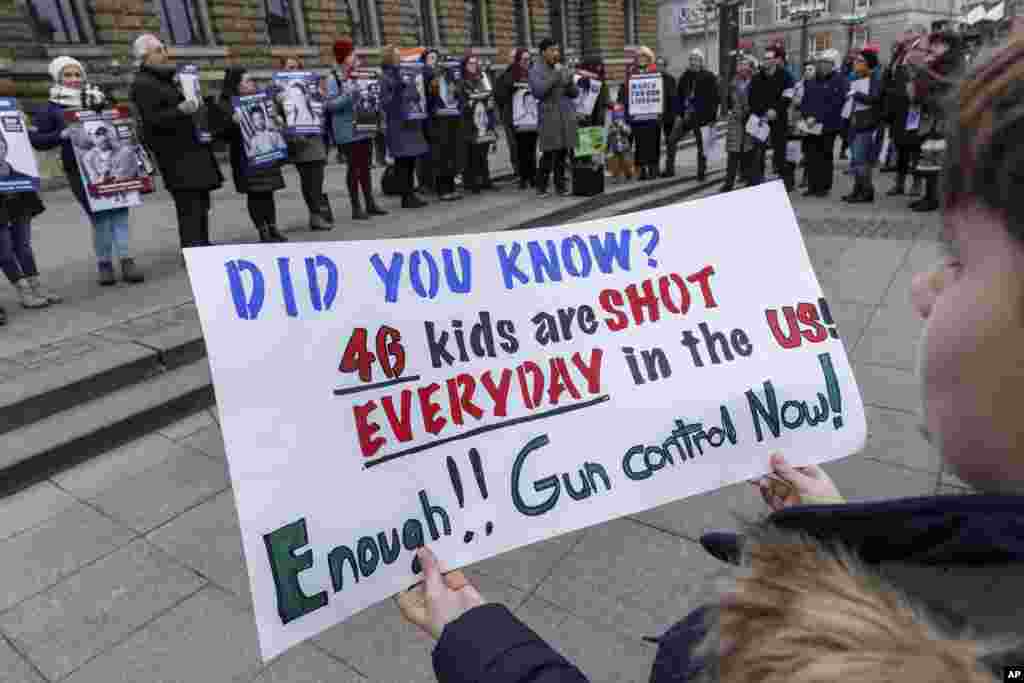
[529,38,579,197]
[666,49,720,179]
[655,57,678,177]
[798,48,847,196]
[130,33,222,250]
[749,46,795,190]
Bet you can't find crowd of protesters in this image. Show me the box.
[0,27,968,326]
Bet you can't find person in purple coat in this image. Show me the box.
[380,45,429,209]
[29,56,144,285]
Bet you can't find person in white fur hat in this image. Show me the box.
[29,56,144,285]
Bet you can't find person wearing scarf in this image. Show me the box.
[29,56,143,285]
[130,34,223,253]
[457,53,496,194]
[207,66,288,242]
[326,38,388,219]
[721,57,758,192]
[496,48,538,190]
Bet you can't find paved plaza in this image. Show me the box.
[0,149,964,682]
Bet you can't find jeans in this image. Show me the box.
[850,129,877,179]
[91,207,131,263]
[169,190,211,248]
[0,219,38,283]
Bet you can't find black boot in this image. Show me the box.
[351,192,369,220]
[256,224,274,243]
[266,224,288,242]
[696,155,706,181]
[402,193,428,209]
[887,175,906,196]
[842,177,863,202]
[320,194,335,225]
[364,192,388,216]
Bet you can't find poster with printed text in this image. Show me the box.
[273,72,326,136]
[512,83,538,131]
[64,106,152,212]
[628,74,663,122]
[471,95,497,143]
[436,60,463,117]
[353,73,382,132]
[233,92,289,170]
[0,99,40,194]
[185,183,868,663]
[399,64,428,121]
[573,75,602,118]
[176,64,212,144]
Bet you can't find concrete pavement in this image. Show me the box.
[0,152,963,682]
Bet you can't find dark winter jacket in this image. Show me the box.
[207,99,286,195]
[799,71,849,134]
[0,191,44,225]
[748,66,794,131]
[457,71,491,147]
[849,69,884,132]
[677,69,720,127]
[429,494,1024,683]
[380,65,428,159]
[28,101,93,212]
[130,63,223,192]
[529,61,579,153]
[661,71,678,130]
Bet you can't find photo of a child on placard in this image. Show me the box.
[353,76,381,131]
[436,60,462,116]
[0,100,41,193]
[398,64,427,120]
[273,72,325,135]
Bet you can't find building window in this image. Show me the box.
[853,0,870,10]
[810,31,831,52]
[266,0,297,44]
[345,0,377,45]
[158,0,204,44]
[515,0,530,45]
[811,0,829,11]
[775,0,791,21]
[740,0,755,26]
[24,0,86,42]
[624,0,639,44]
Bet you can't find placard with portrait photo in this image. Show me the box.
[0,98,40,194]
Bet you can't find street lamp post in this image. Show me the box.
[788,0,822,67]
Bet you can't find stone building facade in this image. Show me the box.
[657,0,962,74]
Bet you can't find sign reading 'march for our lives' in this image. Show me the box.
[185,183,867,663]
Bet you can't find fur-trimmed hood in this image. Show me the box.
[663,507,1024,683]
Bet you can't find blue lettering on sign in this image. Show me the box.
[225,255,339,320]
[369,247,473,303]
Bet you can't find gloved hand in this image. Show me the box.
[178,99,199,115]
[59,128,74,140]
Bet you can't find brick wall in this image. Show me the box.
[528,0,550,40]
[304,0,353,57]
[378,0,402,44]
[637,0,656,47]
[210,0,269,63]
[437,0,468,51]
[93,0,160,54]
[489,0,519,54]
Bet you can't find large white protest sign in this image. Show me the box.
[628,74,663,122]
[185,183,866,663]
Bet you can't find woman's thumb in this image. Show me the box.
[417,547,444,594]
[770,453,810,484]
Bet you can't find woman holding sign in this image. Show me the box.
[425,53,466,201]
[208,67,288,243]
[621,46,666,181]
[30,56,144,285]
[457,54,496,194]
[380,46,429,209]
[326,38,388,220]
[496,48,538,190]
[276,56,333,231]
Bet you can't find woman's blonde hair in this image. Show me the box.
[381,45,400,66]
[691,527,1017,683]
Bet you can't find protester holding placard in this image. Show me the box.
[881,27,927,198]
[206,67,288,243]
[130,33,223,251]
[621,46,666,181]
[0,131,53,313]
[380,45,429,209]
[425,53,466,201]
[529,38,578,197]
[798,49,848,198]
[327,38,388,221]
[30,56,144,285]
[275,56,333,231]
[721,57,763,192]
[576,61,609,128]
[497,49,539,190]
[416,49,441,197]
[751,47,796,191]
[667,50,720,180]
[841,50,883,204]
[457,54,496,194]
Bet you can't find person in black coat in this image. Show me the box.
[209,67,288,243]
[751,46,795,190]
[667,49,720,179]
[744,56,786,187]
[129,33,223,250]
[881,28,927,197]
[656,57,678,177]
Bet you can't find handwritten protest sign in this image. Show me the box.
[64,107,154,209]
[176,64,212,144]
[0,99,40,194]
[184,183,866,663]
[628,74,663,122]
[273,72,326,136]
